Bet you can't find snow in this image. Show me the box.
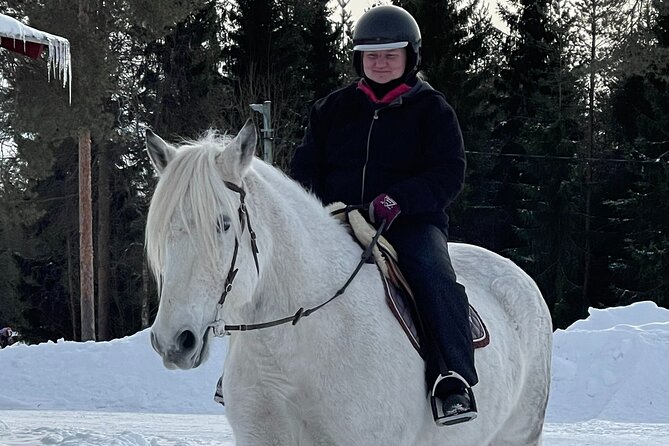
[0,301,668,445]
[0,13,72,102]
[548,302,669,424]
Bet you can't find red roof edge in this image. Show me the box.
[1,37,44,59]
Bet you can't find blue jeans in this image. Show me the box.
[384,222,478,395]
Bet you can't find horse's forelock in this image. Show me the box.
[146,135,243,290]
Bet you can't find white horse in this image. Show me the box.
[146,121,553,446]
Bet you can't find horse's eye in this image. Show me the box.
[216,216,231,234]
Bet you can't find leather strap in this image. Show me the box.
[213,217,385,334]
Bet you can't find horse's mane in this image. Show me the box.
[145,131,244,292]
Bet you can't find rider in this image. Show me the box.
[291,5,478,426]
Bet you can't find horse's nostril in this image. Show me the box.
[177,330,196,351]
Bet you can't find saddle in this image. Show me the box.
[328,203,490,358]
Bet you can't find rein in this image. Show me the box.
[211,192,385,337]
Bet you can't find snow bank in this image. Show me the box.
[547,301,669,423]
[1,330,227,414]
[1,301,667,423]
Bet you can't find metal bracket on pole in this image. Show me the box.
[250,101,274,164]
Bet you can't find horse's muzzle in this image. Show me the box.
[150,327,208,370]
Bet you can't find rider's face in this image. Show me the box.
[362,49,407,84]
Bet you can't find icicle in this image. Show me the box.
[0,14,73,104]
[45,34,72,104]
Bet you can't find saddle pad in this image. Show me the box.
[327,203,491,355]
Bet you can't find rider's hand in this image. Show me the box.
[369,193,401,230]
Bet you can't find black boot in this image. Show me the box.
[430,372,477,426]
[440,387,476,425]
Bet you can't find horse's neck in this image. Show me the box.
[225,164,387,374]
[243,162,364,318]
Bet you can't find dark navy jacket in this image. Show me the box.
[291,78,466,232]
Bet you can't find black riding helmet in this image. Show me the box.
[352,5,422,79]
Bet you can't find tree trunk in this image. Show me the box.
[79,129,95,341]
[97,144,111,340]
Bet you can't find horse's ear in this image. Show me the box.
[231,119,257,174]
[146,129,177,174]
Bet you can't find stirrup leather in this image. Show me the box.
[430,371,478,426]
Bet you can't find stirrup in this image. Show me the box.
[430,371,477,426]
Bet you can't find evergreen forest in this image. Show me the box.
[0,0,667,343]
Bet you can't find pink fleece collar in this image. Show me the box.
[357,79,412,104]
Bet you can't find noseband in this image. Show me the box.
[212,183,384,336]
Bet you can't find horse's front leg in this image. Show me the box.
[223,348,313,446]
[224,387,313,446]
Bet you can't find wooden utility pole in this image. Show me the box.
[79,129,95,341]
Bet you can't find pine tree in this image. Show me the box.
[606,0,669,308]
[0,151,29,330]
[302,0,342,100]
[1,0,119,341]
[141,1,230,137]
[395,0,495,139]
[0,0,213,341]
[101,0,223,335]
[223,0,345,169]
[0,38,30,329]
[492,0,585,327]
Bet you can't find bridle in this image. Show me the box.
[217,180,259,307]
[210,181,385,337]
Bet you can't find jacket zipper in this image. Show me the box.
[361,109,379,203]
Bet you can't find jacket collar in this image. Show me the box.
[357,79,412,104]
[356,77,436,106]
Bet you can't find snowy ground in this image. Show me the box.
[0,301,667,445]
[1,411,667,446]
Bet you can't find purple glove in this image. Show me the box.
[369,193,401,229]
